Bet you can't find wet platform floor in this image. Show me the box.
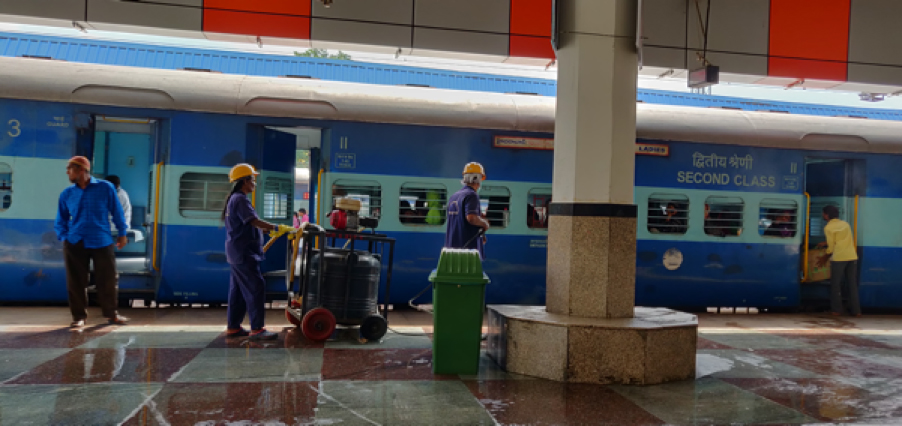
[1,307,901,425]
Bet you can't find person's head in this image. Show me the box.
[665,203,678,218]
[823,205,839,221]
[222,163,260,221]
[66,156,91,184]
[299,208,306,215]
[776,210,792,224]
[106,175,121,190]
[461,162,486,190]
[704,204,710,219]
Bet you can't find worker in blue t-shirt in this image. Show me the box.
[445,162,490,260]
[222,163,294,341]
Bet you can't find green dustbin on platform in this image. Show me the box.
[429,248,490,375]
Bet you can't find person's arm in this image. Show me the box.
[109,186,128,249]
[54,192,70,242]
[464,194,489,230]
[824,223,836,255]
[120,191,132,229]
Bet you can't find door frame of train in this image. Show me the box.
[800,157,866,293]
[75,114,165,306]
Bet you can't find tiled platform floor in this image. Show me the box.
[1,307,901,425]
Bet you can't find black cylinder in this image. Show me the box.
[306,250,381,324]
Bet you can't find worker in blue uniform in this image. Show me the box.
[222,163,294,340]
[445,162,490,259]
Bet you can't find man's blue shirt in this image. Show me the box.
[444,185,484,259]
[55,177,128,249]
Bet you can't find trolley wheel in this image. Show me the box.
[301,308,336,341]
[285,309,302,327]
[359,314,388,341]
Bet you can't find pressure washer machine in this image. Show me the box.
[283,222,396,342]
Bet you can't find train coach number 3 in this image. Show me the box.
[7,119,20,138]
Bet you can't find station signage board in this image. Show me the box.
[493,136,554,150]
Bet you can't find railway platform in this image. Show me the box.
[0,306,900,425]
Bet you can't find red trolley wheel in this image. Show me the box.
[301,307,336,341]
[285,309,302,327]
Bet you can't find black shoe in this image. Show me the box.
[226,328,250,338]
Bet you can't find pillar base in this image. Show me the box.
[486,305,697,385]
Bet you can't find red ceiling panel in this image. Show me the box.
[203,9,311,39]
[203,0,311,16]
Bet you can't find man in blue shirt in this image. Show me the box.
[445,162,490,259]
[55,156,129,328]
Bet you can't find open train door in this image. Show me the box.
[800,158,866,309]
[253,126,322,301]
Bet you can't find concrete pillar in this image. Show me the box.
[487,0,697,385]
[547,0,638,319]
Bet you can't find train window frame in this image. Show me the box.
[704,196,744,238]
[646,194,689,235]
[262,177,293,220]
[399,182,447,227]
[0,162,11,212]
[480,185,511,229]
[527,188,552,229]
[332,179,382,218]
[178,172,231,219]
[758,199,799,239]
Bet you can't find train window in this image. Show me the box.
[759,199,798,238]
[332,179,381,218]
[704,196,744,237]
[178,172,231,218]
[527,188,552,229]
[0,163,11,212]
[646,194,688,235]
[480,186,511,229]
[399,183,447,226]
[262,177,292,220]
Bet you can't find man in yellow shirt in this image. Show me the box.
[817,205,861,316]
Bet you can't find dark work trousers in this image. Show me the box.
[830,260,861,316]
[227,258,267,331]
[64,241,119,321]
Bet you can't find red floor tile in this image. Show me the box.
[321,349,457,381]
[755,349,902,379]
[768,331,896,350]
[8,348,201,384]
[698,337,733,349]
[0,326,112,348]
[206,327,324,349]
[121,382,318,425]
[722,377,902,422]
[464,380,665,426]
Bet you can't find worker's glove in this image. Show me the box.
[280,224,299,234]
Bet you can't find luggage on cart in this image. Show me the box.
[284,224,396,342]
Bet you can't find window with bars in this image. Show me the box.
[399,183,447,226]
[262,177,292,220]
[0,163,11,212]
[178,172,231,218]
[527,188,552,229]
[705,196,744,237]
[332,179,382,218]
[647,194,689,235]
[480,186,511,229]
[759,199,798,238]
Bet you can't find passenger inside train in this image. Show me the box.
[648,202,687,234]
[764,210,797,238]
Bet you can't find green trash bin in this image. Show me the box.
[430,248,490,375]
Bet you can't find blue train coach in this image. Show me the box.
[2,56,902,311]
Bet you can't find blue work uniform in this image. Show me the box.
[224,192,267,331]
[444,185,484,259]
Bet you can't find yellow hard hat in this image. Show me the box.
[463,162,486,179]
[229,163,260,183]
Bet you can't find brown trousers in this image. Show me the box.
[64,241,119,320]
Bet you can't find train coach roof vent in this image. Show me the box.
[505,91,540,96]
[400,84,432,88]
[834,115,868,119]
[709,106,741,110]
[280,75,317,79]
[20,55,58,60]
[758,109,790,114]
[178,67,221,73]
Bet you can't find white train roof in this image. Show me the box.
[1,57,902,154]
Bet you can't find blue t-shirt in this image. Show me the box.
[444,186,484,259]
[225,192,264,264]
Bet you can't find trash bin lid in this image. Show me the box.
[428,248,490,285]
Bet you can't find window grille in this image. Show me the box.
[705,196,744,237]
[262,177,292,220]
[332,180,382,218]
[646,194,689,235]
[759,199,798,238]
[480,186,511,229]
[399,183,447,226]
[527,188,552,229]
[179,173,230,218]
